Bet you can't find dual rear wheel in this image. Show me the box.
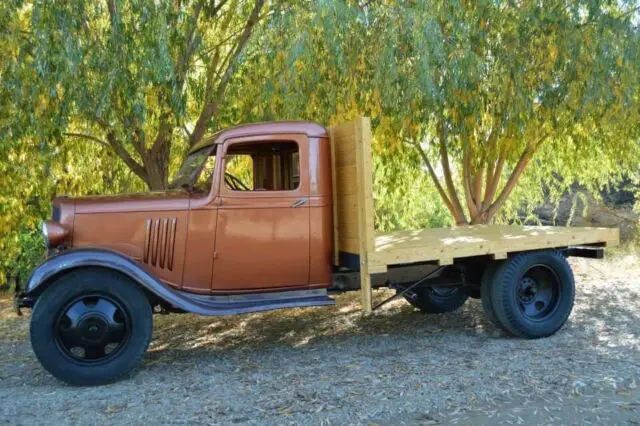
[403,286,469,314]
[405,250,575,339]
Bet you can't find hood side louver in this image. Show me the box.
[144,217,177,270]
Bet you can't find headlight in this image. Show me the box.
[42,220,69,249]
[41,221,49,246]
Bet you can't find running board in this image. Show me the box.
[164,288,335,316]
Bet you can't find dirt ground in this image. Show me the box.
[0,255,639,425]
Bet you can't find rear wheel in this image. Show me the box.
[487,251,575,338]
[404,286,469,314]
[30,268,153,386]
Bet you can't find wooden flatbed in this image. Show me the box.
[328,118,619,312]
[372,225,618,273]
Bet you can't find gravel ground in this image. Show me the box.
[0,256,639,425]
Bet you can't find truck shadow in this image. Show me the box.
[146,289,489,361]
[145,275,640,369]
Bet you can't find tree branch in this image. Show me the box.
[484,134,549,222]
[413,141,465,225]
[462,145,479,221]
[64,132,110,149]
[482,150,505,212]
[189,0,266,146]
[104,131,149,183]
[175,0,207,88]
[438,122,468,225]
[485,148,533,222]
[473,164,484,212]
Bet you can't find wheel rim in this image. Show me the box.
[517,265,561,321]
[54,294,131,364]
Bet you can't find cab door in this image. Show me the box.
[212,134,310,291]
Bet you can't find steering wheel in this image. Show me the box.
[225,172,251,191]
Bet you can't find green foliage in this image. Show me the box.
[373,144,452,232]
[1,0,270,283]
[2,0,640,285]
[261,0,640,224]
[3,0,271,190]
[0,135,144,284]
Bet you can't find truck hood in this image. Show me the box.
[72,190,190,214]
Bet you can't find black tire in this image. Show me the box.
[30,268,153,386]
[480,262,500,326]
[488,251,575,339]
[404,286,469,314]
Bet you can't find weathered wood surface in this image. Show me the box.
[370,225,620,273]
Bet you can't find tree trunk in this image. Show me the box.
[417,141,537,226]
[142,144,171,190]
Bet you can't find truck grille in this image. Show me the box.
[143,217,177,270]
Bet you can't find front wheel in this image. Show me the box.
[30,268,153,386]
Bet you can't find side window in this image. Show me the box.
[224,141,300,192]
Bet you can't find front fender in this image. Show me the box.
[25,248,188,311]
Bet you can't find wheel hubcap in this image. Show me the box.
[55,295,130,363]
[517,265,561,320]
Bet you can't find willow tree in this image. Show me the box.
[378,1,640,224]
[258,0,640,225]
[9,0,270,190]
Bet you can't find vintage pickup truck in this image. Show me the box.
[16,118,618,386]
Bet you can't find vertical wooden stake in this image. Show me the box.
[328,125,340,266]
[355,118,374,313]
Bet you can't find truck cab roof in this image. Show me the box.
[190,121,328,154]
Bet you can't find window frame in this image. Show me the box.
[219,134,308,199]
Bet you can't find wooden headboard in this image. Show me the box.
[328,117,375,271]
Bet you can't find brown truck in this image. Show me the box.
[16,118,618,386]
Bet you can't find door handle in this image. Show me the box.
[291,198,307,208]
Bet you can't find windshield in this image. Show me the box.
[169,147,214,190]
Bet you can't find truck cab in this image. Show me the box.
[43,122,334,295]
